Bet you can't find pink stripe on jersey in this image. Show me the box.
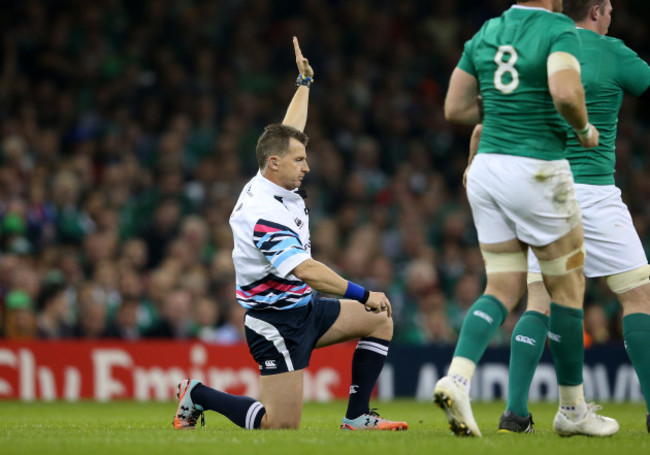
[254,224,283,233]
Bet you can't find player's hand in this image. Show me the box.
[363,291,392,318]
[576,124,599,149]
[463,165,470,188]
[464,123,482,188]
[293,36,313,78]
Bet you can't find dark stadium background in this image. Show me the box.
[0,0,648,348]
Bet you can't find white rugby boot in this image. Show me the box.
[553,402,619,437]
[433,375,482,437]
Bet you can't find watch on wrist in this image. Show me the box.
[295,74,313,88]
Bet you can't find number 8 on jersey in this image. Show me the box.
[494,45,519,94]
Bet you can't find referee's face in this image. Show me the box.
[275,138,310,190]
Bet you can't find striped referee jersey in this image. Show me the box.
[230,172,312,310]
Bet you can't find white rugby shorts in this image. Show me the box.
[466,153,581,247]
[528,184,648,277]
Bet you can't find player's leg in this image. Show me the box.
[499,265,550,434]
[519,164,615,436]
[173,378,267,430]
[315,300,407,430]
[174,305,314,430]
[436,153,529,437]
[258,370,304,429]
[581,183,648,432]
[612,274,650,431]
[532,223,618,436]
[434,238,527,437]
[174,370,303,430]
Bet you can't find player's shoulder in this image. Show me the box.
[578,29,619,46]
[583,30,642,62]
[600,34,638,57]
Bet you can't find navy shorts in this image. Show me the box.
[244,293,341,376]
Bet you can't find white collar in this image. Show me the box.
[254,171,303,201]
[511,4,552,13]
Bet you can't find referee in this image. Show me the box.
[171,37,407,432]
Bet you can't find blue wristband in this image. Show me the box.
[344,281,370,304]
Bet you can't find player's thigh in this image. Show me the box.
[466,155,518,245]
[315,299,392,348]
[259,370,304,429]
[479,238,528,310]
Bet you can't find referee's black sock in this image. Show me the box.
[345,337,390,419]
[191,384,265,429]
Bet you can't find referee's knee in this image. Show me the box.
[371,313,393,340]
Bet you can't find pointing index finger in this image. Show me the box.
[293,36,303,59]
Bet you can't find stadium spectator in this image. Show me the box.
[3,290,37,339]
[74,284,110,338]
[145,287,194,339]
[193,297,220,343]
[210,303,247,345]
[36,281,73,339]
[104,296,142,341]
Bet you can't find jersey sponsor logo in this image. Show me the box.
[515,335,536,346]
[473,310,493,324]
[349,385,359,394]
[548,332,561,343]
[264,360,277,370]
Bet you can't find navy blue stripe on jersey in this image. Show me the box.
[253,219,306,270]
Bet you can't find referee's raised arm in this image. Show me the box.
[282,37,314,132]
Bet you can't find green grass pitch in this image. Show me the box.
[1,400,648,455]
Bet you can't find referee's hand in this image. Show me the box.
[293,36,314,78]
[364,292,392,318]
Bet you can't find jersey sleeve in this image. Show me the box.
[549,22,581,59]
[457,37,477,77]
[615,43,650,96]
[253,218,311,277]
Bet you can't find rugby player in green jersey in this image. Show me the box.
[434,0,619,438]
[497,0,650,435]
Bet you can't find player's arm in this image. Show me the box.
[547,52,598,148]
[444,67,481,125]
[282,36,314,132]
[292,258,392,317]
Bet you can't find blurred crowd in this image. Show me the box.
[1,0,649,346]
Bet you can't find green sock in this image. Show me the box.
[548,302,584,386]
[454,295,508,363]
[506,311,549,417]
[623,313,650,411]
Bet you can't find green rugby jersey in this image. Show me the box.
[457,5,581,160]
[565,29,650,185]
